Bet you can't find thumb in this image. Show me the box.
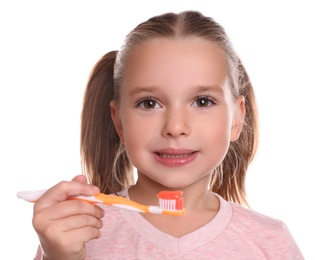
[71,174,88,184]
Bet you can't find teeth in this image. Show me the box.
[159,153,192,159]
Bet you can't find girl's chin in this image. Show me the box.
[139,176,202,191]
[135,167,212,191]
[135,174,186,189]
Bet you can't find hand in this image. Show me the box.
[32,175,105,260]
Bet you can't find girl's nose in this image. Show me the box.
[161,107,191,138]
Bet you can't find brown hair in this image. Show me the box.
[81,11,259,205]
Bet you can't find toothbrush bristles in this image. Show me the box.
[157,191,184,211]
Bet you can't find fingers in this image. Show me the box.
[33,203,104,241]
[45,226,102,256]
[34,176,100,213]
[59,214,104,232]
[35,199,105,221]
[66,226,102,244]
[35,224,102,259]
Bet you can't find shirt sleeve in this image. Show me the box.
[280,223,304,259]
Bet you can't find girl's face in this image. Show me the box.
[111,38,245,190]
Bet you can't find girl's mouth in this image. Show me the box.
[157,152,194,159]
[153,149,198,167]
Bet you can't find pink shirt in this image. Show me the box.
[35,191,304,259]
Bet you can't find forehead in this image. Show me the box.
[123,38,229,88]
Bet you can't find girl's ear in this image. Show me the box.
[110,100,124,144]
[230,95,246,141]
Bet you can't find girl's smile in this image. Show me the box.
[153,148,199,167]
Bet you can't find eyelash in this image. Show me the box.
[136,96,161,110]
[135,95,216,110]
[193,95,216,108]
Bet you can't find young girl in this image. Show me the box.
[32,11,303,259]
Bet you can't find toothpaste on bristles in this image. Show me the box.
[157,191,184,211]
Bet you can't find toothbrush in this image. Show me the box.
[17,189,186,216]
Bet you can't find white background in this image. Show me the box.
[1,1,314,259]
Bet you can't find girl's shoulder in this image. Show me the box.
[231,199,284,228]
[212,193,304,258]
[215,192,290,237]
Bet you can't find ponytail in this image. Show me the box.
[81,51,134,194]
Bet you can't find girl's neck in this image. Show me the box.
[128,172,219,212]
[128,172,220,238]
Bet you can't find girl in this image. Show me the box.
[32,11,303,259]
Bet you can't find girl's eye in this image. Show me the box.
[138,98,161,109]
[193,97,214,107]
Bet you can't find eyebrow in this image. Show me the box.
[191,85,224,94]
[128,84,224,96]
[128,86,161,96]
